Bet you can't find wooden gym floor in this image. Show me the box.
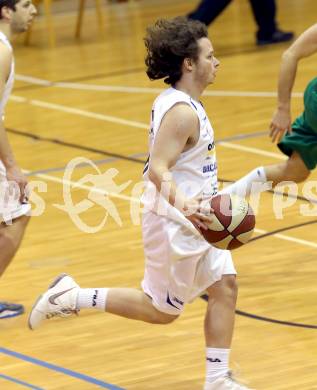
[0,0,316,388]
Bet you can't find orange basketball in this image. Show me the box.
[202,194,255,250]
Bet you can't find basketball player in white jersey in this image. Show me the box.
[0,0,36,318]
[28,17,252,390]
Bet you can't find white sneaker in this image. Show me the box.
[204,372,254,390]
[28,273,80,330]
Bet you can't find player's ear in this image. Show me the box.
[1,6,13,21]
[183,57,193,71]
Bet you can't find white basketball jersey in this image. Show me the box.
[0,31,14,118]
[142,87,218,224]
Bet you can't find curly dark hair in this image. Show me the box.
[0,0,19,18]
[144,17,208,86]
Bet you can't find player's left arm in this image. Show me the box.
[148,103,212,230]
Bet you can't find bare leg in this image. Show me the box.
[265,151,310,186]
[0,215,30,276]
[221,152,310,197]
[203,275,238,388]
[204,275,237,347]
[106,288,178,324]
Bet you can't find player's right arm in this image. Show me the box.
[270,23,317,142]
[0,43,28,202]
[148,103,212,231]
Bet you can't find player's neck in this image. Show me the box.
[0,24,11,40]
[174,79,204,102]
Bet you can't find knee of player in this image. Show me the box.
[207,275,238,302]
[294,169,310,183]
[283,166,310,184]
[284,153,311,183]
[223,275,238,299]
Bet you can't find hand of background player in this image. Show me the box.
[183,197,214,233]
[269,107,292,143]
[6,165,29,203]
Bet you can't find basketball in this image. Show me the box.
[201,194,255,250]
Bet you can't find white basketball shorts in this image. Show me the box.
[141,211,236,315]
[0,161,31,224]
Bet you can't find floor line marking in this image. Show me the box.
[15,74,303,98]
[9,95,288,162]
[0,347,124,390]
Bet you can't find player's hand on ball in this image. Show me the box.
[183,197,214,233]
[201,194,256,250]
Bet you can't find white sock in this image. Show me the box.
[205,347,230,386]
[220,167,268,197]
[76,288,108,311]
